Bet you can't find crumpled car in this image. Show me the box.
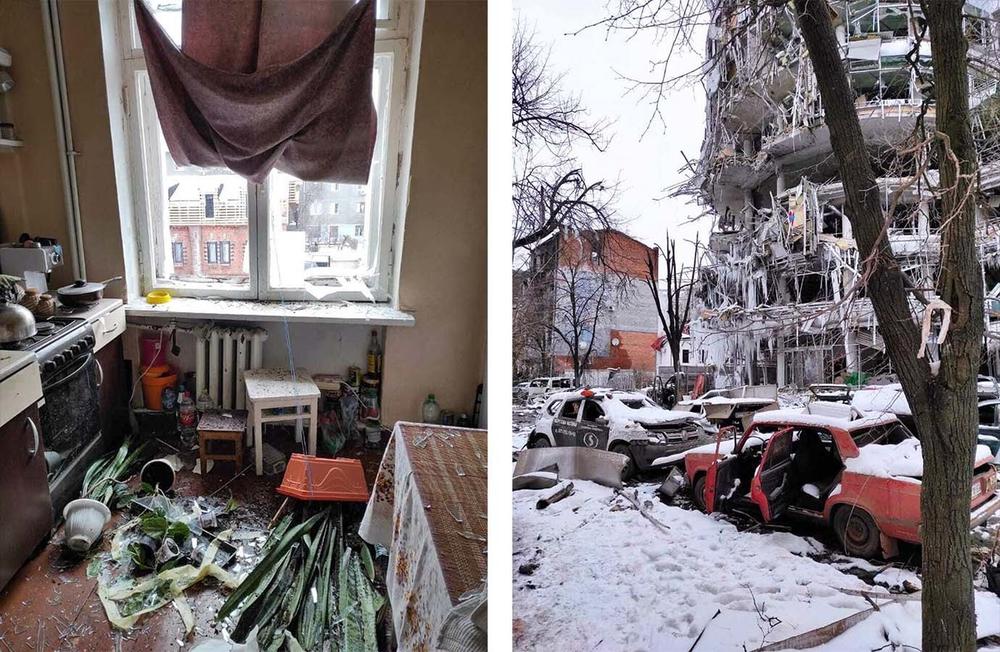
[683,402,1000,558]
[527,388,716,478]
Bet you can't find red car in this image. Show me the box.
[684,404,1000,558]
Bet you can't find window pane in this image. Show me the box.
[162,162,249,285]
[138,73,251,289]
[265,52,392,297]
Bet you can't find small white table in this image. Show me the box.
[243,368,321,475]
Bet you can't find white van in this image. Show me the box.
[525,376,575,399]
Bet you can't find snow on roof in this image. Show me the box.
[752,407,898,431]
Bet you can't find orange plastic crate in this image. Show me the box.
[277,454,370,502]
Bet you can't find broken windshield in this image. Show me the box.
[852,423,913,447]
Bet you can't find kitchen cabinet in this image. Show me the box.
[96,334,128,450]
[0,402,52,590]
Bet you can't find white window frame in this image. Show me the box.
[115,0,412,303]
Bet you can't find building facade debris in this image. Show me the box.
[687,0,1000,388]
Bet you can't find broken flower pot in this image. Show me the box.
[63,498,112,552]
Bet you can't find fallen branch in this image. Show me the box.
[753,606,877,651]
[615,489,671,534]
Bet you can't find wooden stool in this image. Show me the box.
[198,410,248,472]
[243,368,320,476]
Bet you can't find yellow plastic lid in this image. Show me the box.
[146,289,171,304]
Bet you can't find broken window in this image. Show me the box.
[581,400,605,422]
[852,422,912,447]
[117,1,409,301]
[560,399,582,420]
[821,205,843,237]
[889,204,919,235]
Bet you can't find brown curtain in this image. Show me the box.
[134,0,377,184]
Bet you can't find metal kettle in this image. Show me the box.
[0,302,36,344]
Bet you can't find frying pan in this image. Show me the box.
[56,276,123,308]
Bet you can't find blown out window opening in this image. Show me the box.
[117,0,410,302]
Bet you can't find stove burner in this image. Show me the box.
[57,303,97,315]
[0,316,88,355]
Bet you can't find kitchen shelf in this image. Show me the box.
[0,138,23,151]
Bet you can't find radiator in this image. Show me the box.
[196,326,268,410]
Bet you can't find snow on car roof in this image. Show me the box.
[683,396,777,406]
[546,388,648,402]
[544,389,701,424]
[752,407,898,431]
[851,383,911,417]
[844,441,994,479]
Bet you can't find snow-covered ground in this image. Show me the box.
[512,480,1000,651]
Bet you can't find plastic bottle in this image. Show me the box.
[178,392,197,448]
[196,389,215,414]
[422,394,441,424]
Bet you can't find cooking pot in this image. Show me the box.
[57,276,122,308]
[0,302,36,344]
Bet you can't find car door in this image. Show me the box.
[705,454,740,514]
[751,428,795,522]
[577,399,610,450]
[552,398,582,446]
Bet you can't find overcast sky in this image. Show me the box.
[514,0,711,264]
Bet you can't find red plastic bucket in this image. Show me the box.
[140,332,168,368]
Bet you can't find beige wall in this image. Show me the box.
[381,0,488,424]
[0,0,127,295]
[0,1,74,288]
[58,0,126,292]
[0,0,486,424]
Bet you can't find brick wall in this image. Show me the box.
[553,328,658,373]
[169,224,249,280]
[557,229,657,280]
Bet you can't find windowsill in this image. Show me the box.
[125,296,415,326]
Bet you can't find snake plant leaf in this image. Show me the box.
[217,512,323,621]
[360,544,375,582]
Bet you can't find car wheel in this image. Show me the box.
[692,474,708,512]
[527,433,550,449]
[833,506,882,558]
[610,442,635,480]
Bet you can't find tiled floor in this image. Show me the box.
[0,430,386,651]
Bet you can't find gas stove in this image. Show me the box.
[0,317,93,378]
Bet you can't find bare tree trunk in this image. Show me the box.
[794,1,981,649]
[669,340,681,375]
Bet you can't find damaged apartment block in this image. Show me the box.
[686,0,1000,388]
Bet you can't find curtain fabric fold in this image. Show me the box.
[133,0,377,184]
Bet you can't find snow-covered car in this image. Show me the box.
[676,385,779,429]
[683,402,1000,559]
[978,399,1000,457]
[527,388,716,477]
[852,383,1000,460]
[524,376,575,399]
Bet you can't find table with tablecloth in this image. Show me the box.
[359,422,487,650]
